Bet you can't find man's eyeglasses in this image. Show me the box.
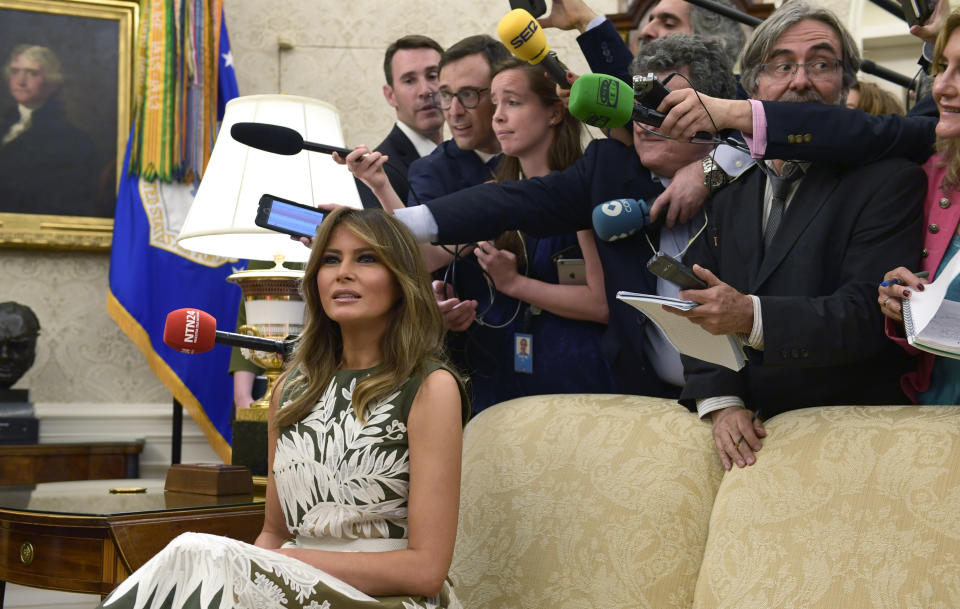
[758,58,841,81]
[433,87,489,110]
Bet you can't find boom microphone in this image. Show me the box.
[163,308,294,356]
[498,8,571,89]
[230,122,353,156]
[592,198,658,241]
[861,59,918,92]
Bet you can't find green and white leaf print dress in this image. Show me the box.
[99,363,466,609]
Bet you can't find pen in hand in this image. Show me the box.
[880,270,930,287]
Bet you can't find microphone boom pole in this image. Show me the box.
[861,59,918,92]
[866,0,909,22]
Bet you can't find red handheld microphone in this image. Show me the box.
[163,308,292,355]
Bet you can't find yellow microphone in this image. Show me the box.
[497,8,571,89]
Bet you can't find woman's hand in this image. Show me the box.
[878,266,928,323]
[433,281,477,332]
[474,241,520,295]
[332,146,389,192]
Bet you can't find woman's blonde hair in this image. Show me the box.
[933,10,960,189]
[274,207,450,427]
[850,81,905,116]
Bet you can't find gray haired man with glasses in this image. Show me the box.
[406,35,510,206]
[652,2,926,471]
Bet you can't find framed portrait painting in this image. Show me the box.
[0,0,137,251]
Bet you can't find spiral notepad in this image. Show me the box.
[902,252,960,360]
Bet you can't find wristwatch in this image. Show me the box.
[702,156,729,193]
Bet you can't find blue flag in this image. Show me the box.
[107,12,242,461]
[217,16,239,122]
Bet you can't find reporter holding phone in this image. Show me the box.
[879,10,960,405]
[342,57,616,413]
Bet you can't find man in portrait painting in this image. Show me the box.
[0,44,104,217]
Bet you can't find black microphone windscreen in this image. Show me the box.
[230,122,304,155]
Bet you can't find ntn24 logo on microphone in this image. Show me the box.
[183,309,200,344]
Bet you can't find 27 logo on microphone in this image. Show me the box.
[510,20,539,48]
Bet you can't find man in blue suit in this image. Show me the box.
[405,35,511,206]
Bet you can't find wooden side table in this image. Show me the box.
[0,479,264,604]
[0,442,145,486]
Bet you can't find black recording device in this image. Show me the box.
[255,194,325,239]
[509,0,547,17]
[900,0,934,27]
[647,251,707,290]
[632,73,671,129]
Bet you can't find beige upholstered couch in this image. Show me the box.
[448,395,960,609]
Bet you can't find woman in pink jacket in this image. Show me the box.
[880,10,960,404]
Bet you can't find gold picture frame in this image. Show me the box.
[0,0,138,251]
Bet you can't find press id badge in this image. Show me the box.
[514,333,533,374]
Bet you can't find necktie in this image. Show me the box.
[763,162,803,249]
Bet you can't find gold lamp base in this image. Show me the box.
[227,256,304,412]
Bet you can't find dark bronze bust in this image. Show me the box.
[0,302,40,390]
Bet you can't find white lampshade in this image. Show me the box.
[176,94,361,263]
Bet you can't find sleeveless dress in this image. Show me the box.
[99,362,467,609]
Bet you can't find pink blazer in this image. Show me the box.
[886,153,960,401]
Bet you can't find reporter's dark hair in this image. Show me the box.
[630,34,738,100]
[383,35,443,86]
[439,35,511,74]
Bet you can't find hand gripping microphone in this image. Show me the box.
[497,8,571,89]
[568,73,715,140]
[592,198,658,241]
[163,308,296,357]
[230,122,352,156]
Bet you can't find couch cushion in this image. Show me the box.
[450,394,721,609]
[693,405,960,609]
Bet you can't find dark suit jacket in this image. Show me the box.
[762,101,937,165]
[680,158,926,417]
[356,124,422,209]
[0,97,103,217]
[577,19,634,85]
[406,139,499,205]
[425,138,678,397]
[576,20,938,168]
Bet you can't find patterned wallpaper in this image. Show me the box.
[0,250,168,403]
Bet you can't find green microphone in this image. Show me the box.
[568,73,636,129]
[569,73,716,142]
